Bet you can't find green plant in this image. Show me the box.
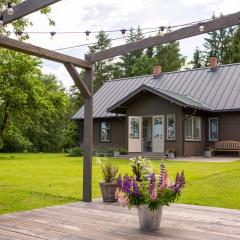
[119,148,128,155]
[101,159,119,183]
[68,147,83,157]
[167,148,175,153]
[130,156,153,181]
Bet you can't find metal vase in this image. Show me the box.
[137,205,163,231]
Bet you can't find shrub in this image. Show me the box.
[119,148,128,155]
[68,147,83,157]
[94,148,115,157]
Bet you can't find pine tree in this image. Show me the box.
[228,26,240,63]
[88,31,113,92]
[190,47,204,68]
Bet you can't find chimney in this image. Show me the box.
[153,66,162,77]
[209,57,218,70]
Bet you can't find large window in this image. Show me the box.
[209,118,219,141]
[100,122,111,142]
[167,114,176,141]
[185,116,201,141]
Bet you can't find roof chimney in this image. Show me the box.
[209,57,218,70]
[153,66,162,77]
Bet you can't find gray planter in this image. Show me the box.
[113,151,120,157]
[167,152,175,159]
[204,151,212,158]
[137,205,163,231]
[99,182,117,202]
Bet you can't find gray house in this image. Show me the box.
[73,58,240,156]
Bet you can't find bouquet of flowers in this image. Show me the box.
[115,163,185,211]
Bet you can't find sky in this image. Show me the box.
[22,0,240,88]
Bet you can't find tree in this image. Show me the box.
[228,26,240,63]
[189,47,204,68]
[88,31,113,92]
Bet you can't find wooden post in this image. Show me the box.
[83,56,93,202]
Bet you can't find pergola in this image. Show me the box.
[1,0,240,202]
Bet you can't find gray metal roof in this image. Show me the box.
[73,63,240,119]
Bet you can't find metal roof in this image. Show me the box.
[72,63,240,119]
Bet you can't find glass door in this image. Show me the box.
[152,116,164,153]
[128,116,142,152]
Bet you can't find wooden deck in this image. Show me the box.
[0,201,239,240]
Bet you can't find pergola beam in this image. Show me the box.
[64,63,92,97]
[2,0,61,25]
[0,35,92,69]
[90,11,240,62]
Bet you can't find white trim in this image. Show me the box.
[208,117,219,141]
[167,114,176,141]
[185,116,201,141]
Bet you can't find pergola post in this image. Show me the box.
[83,56,93,202]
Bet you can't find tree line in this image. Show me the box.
[1,12,240,152]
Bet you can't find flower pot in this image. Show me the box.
[204,151,211,158]
[167,152,175,159]
[113,151,120,157]
[99,182,117,202]
[137,205,163,231]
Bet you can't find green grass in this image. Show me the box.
[0,153,240,215]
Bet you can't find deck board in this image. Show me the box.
[0,201,239,240]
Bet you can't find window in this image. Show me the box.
[100,122,111,142]
[209,118,219,141]
[130,117,140,139]
[167,114,176,141]
[185,116,201,141]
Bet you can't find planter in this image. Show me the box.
[99,182,117,202]
[137,205,163,231]
[113,151,120,157]
[167,152,175,159]
[204,150,212,158]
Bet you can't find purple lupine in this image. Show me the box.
[117,175,123,189]
[172,171,185,193]
[159,163,166,188]
[149,172,156,193]
[132,178,140,197]
[123,174,132,193]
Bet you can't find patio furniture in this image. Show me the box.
[214,140,240,156]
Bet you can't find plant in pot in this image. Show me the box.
[99,159,119,202]
[166,148,175,159]
[115,163,185,231]
[204,146,213,158]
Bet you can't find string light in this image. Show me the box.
[85,30,91,41]
[7,1,14,16]
[50,31,56,40]
[120,29,127,39]
[199,23,205,32]
[0,15,3,26]
[159,26,166,37]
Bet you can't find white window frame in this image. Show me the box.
[100,122,111,142]
[208,117,219,141]
[167,114,176,141]
[185,116,201,141]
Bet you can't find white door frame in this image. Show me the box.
[128,116,142,152]
[152,115,164,153]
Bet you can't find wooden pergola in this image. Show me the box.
[1,0,240,202]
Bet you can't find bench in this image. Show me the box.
[214,140,240,156]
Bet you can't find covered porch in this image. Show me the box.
[0,200,239,240]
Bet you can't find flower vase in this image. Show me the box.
[137,205,163,231]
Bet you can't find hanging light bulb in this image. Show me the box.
[85,30,91,41]
[50,31,56,40]
[120,29,127,39]
[159,26,166,37]
[0,15,3,26]
[7,1,14,16]
[199,23,205,32]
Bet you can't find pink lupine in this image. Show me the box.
[150,190,157,201]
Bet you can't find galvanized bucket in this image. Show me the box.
[137,205,163,231]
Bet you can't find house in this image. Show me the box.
[73,57,240,156]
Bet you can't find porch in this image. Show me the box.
[0,200,239,240]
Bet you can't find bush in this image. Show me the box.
[94,148,115,157]
[68,147,83,157]
[119,148,128,155]
[101,159,119,183]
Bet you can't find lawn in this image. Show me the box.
[0,153,240,215]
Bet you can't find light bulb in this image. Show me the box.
[0,15,3,26]
[50,31,56,40]
[85,30,91,41]
[7,2,14,15]
[159,26,166,37]
[120,29,127,39]
[160,31,166,37]
[199,24,205,32]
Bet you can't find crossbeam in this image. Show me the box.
[2,0,61,25]
[0,35,92,69]
[89,11,240,62]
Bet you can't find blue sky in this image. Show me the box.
[24,0,240,88]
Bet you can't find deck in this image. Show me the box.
[0,201,239,240]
